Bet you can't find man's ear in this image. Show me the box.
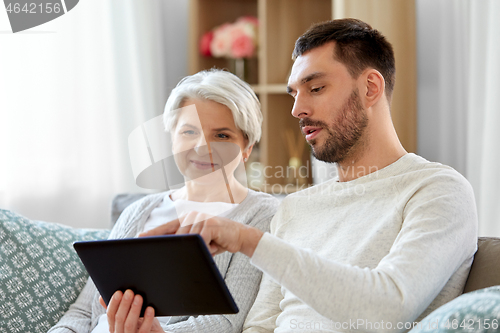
[362,69,385,109]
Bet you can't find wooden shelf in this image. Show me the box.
[263,0,332,84]
[251,84,287,94]
[189,0,416,187]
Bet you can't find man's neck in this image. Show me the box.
[335,101,408,182]
[336,135,407,182]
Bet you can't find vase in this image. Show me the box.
[229,58,247,81]
[287,157,308,187]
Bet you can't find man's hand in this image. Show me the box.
[139,212,264,257]
[99,290,163,333]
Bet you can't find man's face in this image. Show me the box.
[287,42,368,164]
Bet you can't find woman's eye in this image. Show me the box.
[216,133,229,139]
[182,130,196,135]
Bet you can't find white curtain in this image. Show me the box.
[417,0,500,236]
[466,0,500,237]
[0,0,188,229]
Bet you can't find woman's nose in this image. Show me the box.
[193,135,211,156]
[194,144,210,155]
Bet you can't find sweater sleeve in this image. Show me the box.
[159,213,275,333]
[250,171,478,332]
[242,272,283,332]
[48,196,153,333]
[161,252,263,333]
[46,278,97,333]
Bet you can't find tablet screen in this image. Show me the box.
[73,234,238,317]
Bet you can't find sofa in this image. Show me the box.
[0,209,110,333]
[1,201,499,333]
[408,237,500,332]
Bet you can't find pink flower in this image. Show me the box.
[210,23,232,57]
[231,34,255,58]
[227,21,257,58]
[199,31,214,57]
[237,16,259,27]
[202,16,259,59]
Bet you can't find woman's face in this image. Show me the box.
[171,98,250,184]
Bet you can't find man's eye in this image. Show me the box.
[311,86,324,93]
[182,130,196,135]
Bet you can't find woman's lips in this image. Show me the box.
[302,126,323,141]
[190,160,217,170]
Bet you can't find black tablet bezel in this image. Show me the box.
[73,234,239,317]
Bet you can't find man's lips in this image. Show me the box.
[190,160,217,170]
[302,126,323,141]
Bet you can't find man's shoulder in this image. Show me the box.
[394,155,476,218]
[398,154,471,189]
[282,153,473,201]
[279,153,472,197]
[381,153,465,182]
[402,153,457,173]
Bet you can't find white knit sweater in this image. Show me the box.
[48,189,279,333]
[244,153,478,333]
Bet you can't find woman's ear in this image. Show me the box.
[363,69,385,109]
[243,144,254,162]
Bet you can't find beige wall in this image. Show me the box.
[335,0,417,152]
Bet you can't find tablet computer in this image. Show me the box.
[73,234,239,317]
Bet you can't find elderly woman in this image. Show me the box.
[49,69,279,333]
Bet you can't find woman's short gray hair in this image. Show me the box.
[163,69,262,149]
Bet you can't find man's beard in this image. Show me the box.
[299,88,368,164]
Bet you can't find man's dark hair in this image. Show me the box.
[292,18,396,100]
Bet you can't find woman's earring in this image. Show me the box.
[244,157,248,162]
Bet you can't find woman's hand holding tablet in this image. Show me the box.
[98,290,163,333]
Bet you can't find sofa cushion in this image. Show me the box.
[409,285,500,332]
[463,237,500,293]
[111,193,148,226]
[0,209,110,333]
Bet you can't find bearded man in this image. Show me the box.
[134,19,478,332]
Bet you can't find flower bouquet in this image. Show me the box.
[199,16,258,80]
[200,16,258,59]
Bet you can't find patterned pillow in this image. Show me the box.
[0,209,110,333]
[409,286,500,332]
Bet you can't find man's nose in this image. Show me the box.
[291,94,309,119]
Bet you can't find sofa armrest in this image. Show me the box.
[110,193,149,226]
[463,237,500,293]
